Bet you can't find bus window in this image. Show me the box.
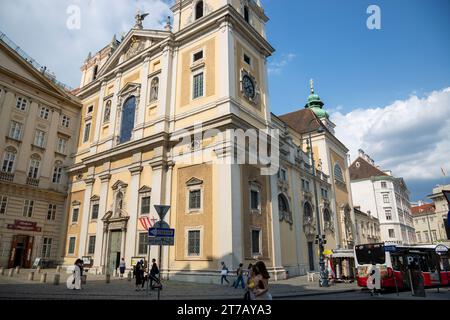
[391,255,406,272]
[419,255,429,272]
[355,244,386,265]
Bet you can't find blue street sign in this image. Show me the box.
[149,228,175,238]
[384,245,397,253]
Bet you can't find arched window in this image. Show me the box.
[195,1,204,20]
[278,194,292,223]
[334,163,344,182]
[28,154,41,179]
[304,202,313,222]
[2,147,17,173]
[150,77,159,102]
[244,5,250,23]
[119,96,136,144]
[103,100,111,123]
[323,208,331,222]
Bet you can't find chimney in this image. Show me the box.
[358,149,365,158]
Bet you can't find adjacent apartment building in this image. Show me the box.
[0,33,81,268]
[349,150,415,245]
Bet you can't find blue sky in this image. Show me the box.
[0,0,449,202]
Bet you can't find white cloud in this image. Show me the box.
[268,53,296,75]
[332,87,450,181]
[0,0,172,88]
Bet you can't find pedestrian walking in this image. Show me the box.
[150,259,160,290]
[234,263,245,289]
[66,259,82,290]
[119,258,126,279]
[135,260,144,291]
[244,263,255,300]
[220,261,230,285]
[251,261,272,300]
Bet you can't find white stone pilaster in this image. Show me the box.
[218,19,236,99]
[94,173,110,269]
[162,162,174,273]
[106,73,122,149]
[134,57,150,140]
[269,174,283,277]
[92,82,107,151]
[78,178,95,257]
[291,172,304,274]
[124,166,142,265]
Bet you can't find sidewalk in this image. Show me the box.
[0,269,359,300]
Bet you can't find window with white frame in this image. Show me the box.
[83,122,91,143]
[2,148,17,173]
[28,157,41,179]
[71,207,79,223]
[0,196,8,214]
[301,179,310,192]
[34,130,46,148]
[381,181,387,188]
[192,72,204,99]
[321,188,328,199]
[189,189,202,211]
[140,195,151,215]
[138,233,148,255]
[431,230,437,242]
[16,96,28,111]
[187,229,201,256]
[68,237,76,255]
[23,200,34,218]
[88,236,96,255]
[250,187,261,212]
[244,53,251,66]
[39,106,50,120]
[47,204,56,220]
[56,137,67,154]
[193,50,204,63]
[382,193,390,204]
[61,115,70,128]
[9,121,23,140]
[86,105,94,115]
[42,238,52,258]
[424,231,429,243]
[195,0,204,20]
[388,229,395,238]
[334,164,344,182]
[251,229,261,256]
[91,201,99,220]
[52,162,63,183]
[385,209,392,221]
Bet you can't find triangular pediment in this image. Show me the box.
[0,42,74,100]
[90,195,100,201]
[186,177,204,186]
[97,29,170,78]
[112,180,128,190]
[139,186,152,193]
[118,82,141,97]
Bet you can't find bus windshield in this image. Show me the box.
[355,243,386,265]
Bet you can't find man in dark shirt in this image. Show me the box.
[150,259,160,290]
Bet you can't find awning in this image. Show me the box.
[332,250,354,258]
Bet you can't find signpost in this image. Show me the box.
[147,205,173,300]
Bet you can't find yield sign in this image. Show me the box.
[154,205,171,221]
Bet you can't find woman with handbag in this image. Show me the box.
[220,261,230,285]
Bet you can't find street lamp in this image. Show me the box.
[304,120,329,287]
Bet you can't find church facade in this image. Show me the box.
[63,0,356,282]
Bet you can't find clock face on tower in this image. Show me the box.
[242,75,256,99]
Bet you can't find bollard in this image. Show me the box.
[28,272,35,281]
[15,266,20,274]
[53,273,60,285]
[40,273,47,283]
[81,275,87,285]
[127,271,132,281]
[8,269,14,277]
[0,267,4,275]
[106,274,111,283]
[37,266,41,274]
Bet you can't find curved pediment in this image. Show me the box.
[112,180,128,190]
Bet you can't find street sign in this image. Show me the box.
[149,228,175,238]
[153,221,170,229]
[148,237,174,246]
[154,205,170,221]
[385,245,397,253]
[435,244,449,255]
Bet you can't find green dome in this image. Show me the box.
[305,81,328,119]
[310,106,329,119]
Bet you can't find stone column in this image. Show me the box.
[269,174,283,280]
[124,165,142,265]
[92,81,107,153]
[120,227,127,265]
[162,162,174,275]
[291,171,305,275]
[154,45,173,133]
[78,178,95,257]
[134,56,150,140]
[94,173,111,271]
[106,71,122,149]
[218,19,236,99]
[101,224,109,275]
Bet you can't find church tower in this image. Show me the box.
[305,79,335,135]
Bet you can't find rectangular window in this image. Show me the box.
[61,115,70,128]
[87,105,93,114]
[141,196,151,215]
[23,200,34,218]
[39,106,50,120]
[68,237,76,255]
[9,121,23,140]
[34,130,46,147]
[424,231,430,243]
[278,168,287,182]
[88,236,96,255]
[250,190,259,210]
[28,159,40,179]
[302,179,310,192]
[431,230,437,242]
[189,189,201,210]
[91,203,99,220]
[251,229,261,255]
[193,50,204,62]
[16,96,28,111]
[52,166,63,183]
[42,238,52,258]
[2,152,16,173]
[83,122,91,143]
[57,137,67,154]
[188,230,201,256]
[416,232,422,243]
[321,188,328,199]
[72,208,79,223]
[138,233,148,255]
[244,54,251,65]
[193,72,204,99]
[381,181,387,188]
[388,229,395,238]
[383,194,390,204]
[0,196,8,214]
[47,204,56,220]
[385,209,392,221]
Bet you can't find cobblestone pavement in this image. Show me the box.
[0,269,359,300]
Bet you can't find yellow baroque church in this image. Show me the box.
[61,0,357,282]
